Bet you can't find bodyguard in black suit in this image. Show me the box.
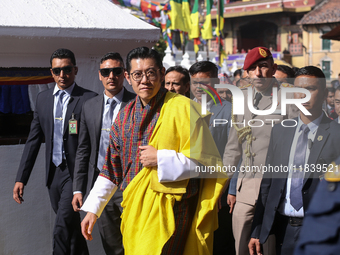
[13,49,97,255]
[72,52,135,255]
[249,66,340,255]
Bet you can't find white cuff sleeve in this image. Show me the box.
[81,175,117,218]
[157,150,199,182]
[73,191,82,195]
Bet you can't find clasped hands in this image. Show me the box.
[139,145,157,167]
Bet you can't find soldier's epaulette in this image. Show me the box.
[239,83,252,89]
[280,82,294,88]
[325,161,340,182]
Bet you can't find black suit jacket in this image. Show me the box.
[73,88,136,195]
[251,115,340,243]
[16,84,97,186]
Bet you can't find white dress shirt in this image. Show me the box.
[103,87,125,124]
[53,83,75,159]
[278,113,323,217]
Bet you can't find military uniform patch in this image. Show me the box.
[259,48,267,58]
[239,83,252,89]
[280,82,294,88]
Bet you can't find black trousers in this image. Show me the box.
[213,204,235,255]
[97,188,124,255]
[48,162,89,255]
[273,213,302,255]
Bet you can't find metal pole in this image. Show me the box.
[207,40,209,61]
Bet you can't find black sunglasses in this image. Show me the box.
[51,66,74,76]
[99,67,124,77]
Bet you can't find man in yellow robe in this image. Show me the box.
[80,47,227,255]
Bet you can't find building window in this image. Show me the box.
[0,68,54,145]
[288,33,303,56]
[322,31,331,50]
[322,60,331,80]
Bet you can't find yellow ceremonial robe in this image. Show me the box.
[120,92,228,255]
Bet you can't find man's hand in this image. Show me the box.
[249,238,262,255]
[13,182,25,204]
[217,183,230,211]
[227,194,236,214]
[72,193,83,212]
[81,212,98,241]
[139,145,157,167]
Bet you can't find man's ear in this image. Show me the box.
[74,66,78,75]
[160,67,166,82]
[98,70,102,82]
[125,71,132,85]
[184,82,190,93]
[272,63,278,76]
[323,88,328,101]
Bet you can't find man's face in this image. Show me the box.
[246,59,277,92]
[334,90,340,117]
[99,59,124,97]
[216,88,232,102]
[294,75,326,116]
[326,91,335,107]
[125,58,164,106]
[50,58,78,90]
[273,70,288,84]
[165,71,189,95]
[233,74,241,85]
[190,72,213,103]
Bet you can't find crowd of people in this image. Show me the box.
[12,45,340,255]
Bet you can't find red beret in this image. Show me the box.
[243,47,272,70]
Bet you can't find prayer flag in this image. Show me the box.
[216,0,224,37]
[201,0,213,40]
[170,0,189,32]
[190,0,200,39]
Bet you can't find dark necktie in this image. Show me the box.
[52,91,66,167]
[254,92,262,109]
[290,124,310,211]
[97,98,116,170]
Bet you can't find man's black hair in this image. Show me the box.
[126,47,163,73]
[327,87,335,94]
[189,61,218,78]
[100,52,124,67]
[165,66,190,85]
[292,67,299,76]
[336,86,340,93]
[295,66,326,89]
[50,48,76,66]
[233,69,243,78]
[276,65,295,78]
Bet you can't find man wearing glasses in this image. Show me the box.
[13,48,97,254]
[72,52,135,255]
[80,47,227,254]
